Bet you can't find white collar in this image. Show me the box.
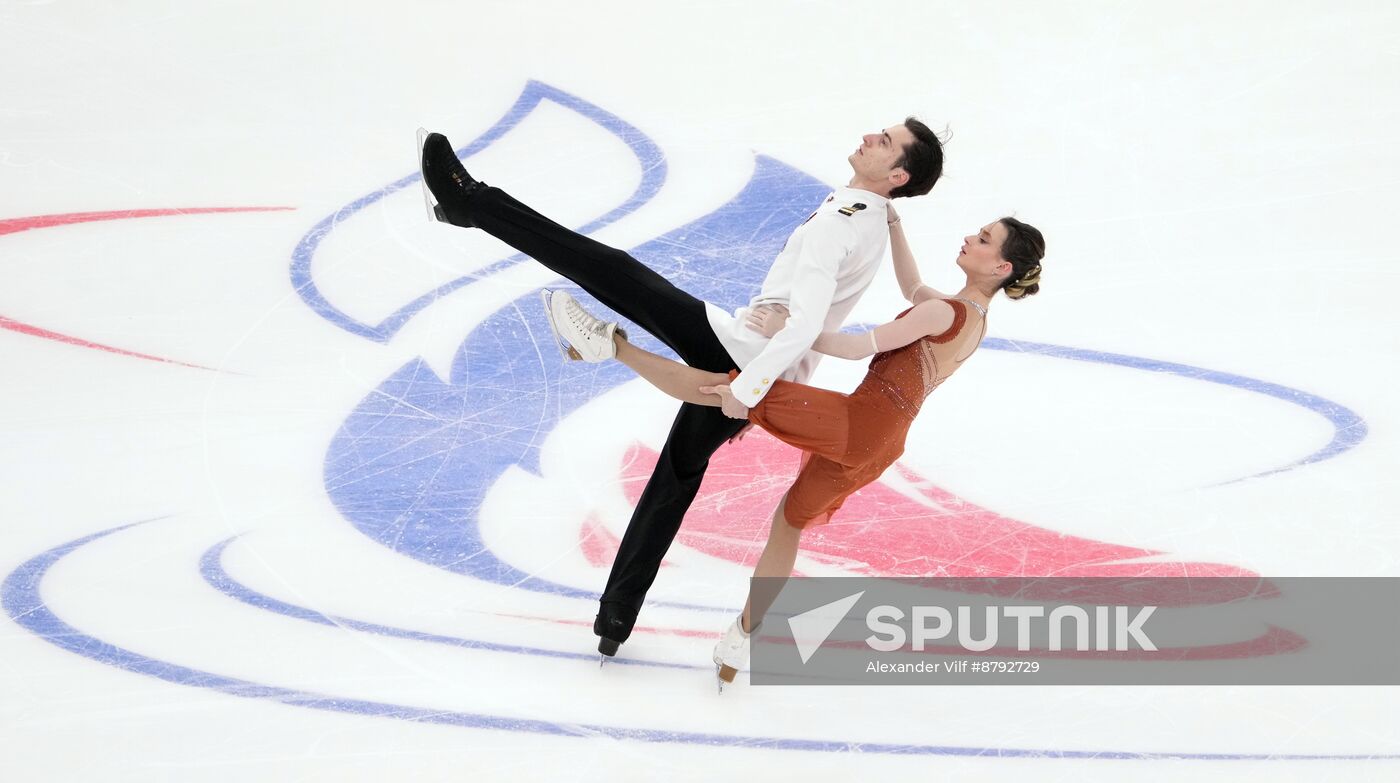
[833,185,890,207]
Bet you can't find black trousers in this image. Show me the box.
[461,186,747,622]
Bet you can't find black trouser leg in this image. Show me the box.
[461,186,726,364]
[598,404,747,636]
[457,185,744,640]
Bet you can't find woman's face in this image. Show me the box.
[956,221,1012,280]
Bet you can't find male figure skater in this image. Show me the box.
[418,119,943,657]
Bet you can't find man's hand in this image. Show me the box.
[699,383,750,420]
[745,303,790,337]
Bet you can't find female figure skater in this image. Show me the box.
[543,209,1044,685]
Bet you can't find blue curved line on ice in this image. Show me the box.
[980,338,1367,480]
[322,153,827,606]
[6,523,1398,762]
[289,80,667,341]
[198,535,698,671]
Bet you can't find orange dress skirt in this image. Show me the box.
[737,299,972,528]
[747,380,911,527]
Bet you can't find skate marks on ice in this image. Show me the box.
[6,521,1396,761]
[310,82,1364,597]
[2,81,1378,761]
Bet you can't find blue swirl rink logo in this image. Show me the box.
[2,80,1377,763]
[306,81,837,600]
[296,82,1364,600]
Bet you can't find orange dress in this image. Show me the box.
[746,299,983,528]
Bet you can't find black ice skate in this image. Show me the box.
[416,128,484,227]
[594,603,636,663]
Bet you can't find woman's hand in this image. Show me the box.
[886,203,901,227]
[727,421,754,444]
[745,303,790,338]
[699,383,750,420]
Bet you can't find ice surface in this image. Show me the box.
[2,1,1398,780]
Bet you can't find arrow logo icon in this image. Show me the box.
[787,591,865,664]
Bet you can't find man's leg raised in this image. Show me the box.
[421,132,721,365]
[423,132,746,656]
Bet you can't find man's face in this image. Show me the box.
[848,123,916,186]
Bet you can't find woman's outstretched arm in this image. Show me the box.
[747,299,957,361]
[612,334,729,407]
[888,206,947,304]
[750,299,957,361]
[813,299,956,359]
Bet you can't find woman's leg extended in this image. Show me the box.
[741,496,805,632]
[614,334,730,407]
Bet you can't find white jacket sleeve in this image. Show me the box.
[731,215,855,407]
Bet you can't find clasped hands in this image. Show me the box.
[699,382,751,422]
[700,302,792,427]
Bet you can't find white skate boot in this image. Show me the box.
[712,615,757,693]
[540,289,624,363]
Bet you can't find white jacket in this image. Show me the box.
[705,186,890,407]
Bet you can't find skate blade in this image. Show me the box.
[416,127,446,224]
[539,289,583,362]
[599,637,620,667]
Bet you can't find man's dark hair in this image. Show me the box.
[889,117,944,199]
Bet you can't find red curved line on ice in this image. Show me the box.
[0,206,294,237]
[0,316,224,371]
[609,435,1262,591]
[0,206,295,370]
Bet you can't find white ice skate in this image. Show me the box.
[713,615,756,693]
[540,289,623,363]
